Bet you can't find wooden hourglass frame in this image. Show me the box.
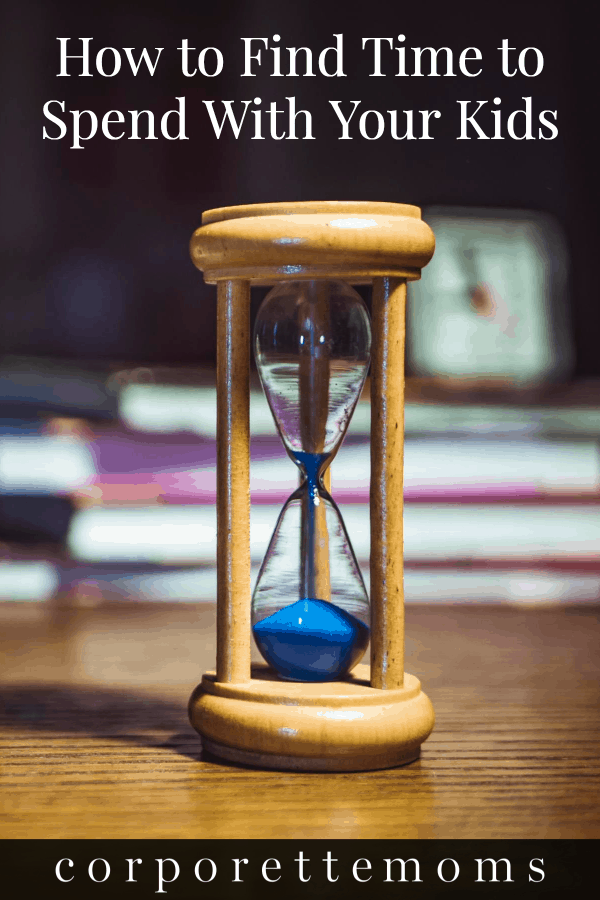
[188,201,435,771]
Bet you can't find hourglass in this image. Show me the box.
[189,202,436,771]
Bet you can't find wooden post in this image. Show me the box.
[216,279,251,683]
[370,276,406,690]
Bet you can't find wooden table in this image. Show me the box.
[1,600,598,840]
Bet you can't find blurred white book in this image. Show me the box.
[67,502,600,565]
[2,557,598,604]
[0,435,95,494]
[119,383,600,439]
[61,565,600,606]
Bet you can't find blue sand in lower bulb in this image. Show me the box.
[253,598,370,682]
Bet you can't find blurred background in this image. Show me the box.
[1,0,599,610]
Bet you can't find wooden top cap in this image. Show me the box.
[190,201,435,285]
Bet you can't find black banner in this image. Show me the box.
[3,840,595,898]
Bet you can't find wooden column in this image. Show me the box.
[216,279,251,683]
[370,276,406,690]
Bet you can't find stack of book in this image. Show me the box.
[61,383,600,605]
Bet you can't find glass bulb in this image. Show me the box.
[252,280,371,682]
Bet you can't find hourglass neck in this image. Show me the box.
[291,450,331,494]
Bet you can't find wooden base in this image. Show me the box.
[200,737,422,772]
[189,664,435,772]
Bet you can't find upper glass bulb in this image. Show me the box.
[254,279,371,466]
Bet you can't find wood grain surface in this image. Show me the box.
[1,600,598,839]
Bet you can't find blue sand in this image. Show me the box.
[253,598,369,682]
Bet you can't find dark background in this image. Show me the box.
[1,0,597,373]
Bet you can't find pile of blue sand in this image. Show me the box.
[252,598,369,682]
